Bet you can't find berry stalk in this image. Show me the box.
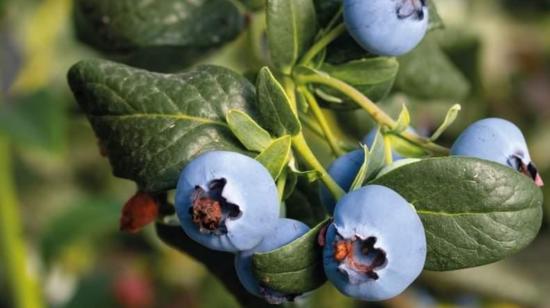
[295,72,450,156]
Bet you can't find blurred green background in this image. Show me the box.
[1,0,549,307]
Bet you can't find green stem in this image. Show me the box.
[324,6,344,32]
[383,135,394,165]
[291,133,345,200]
[0,136,43,308]
[299,114,357,152]
[295,73,450,156]
[300,88,345,156]
[299,23,346,67]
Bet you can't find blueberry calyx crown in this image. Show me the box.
[397,0,427,20]
[508,155,544,187]
[259,286,298,305]
[333,234,387,281]
[189,178,242,234]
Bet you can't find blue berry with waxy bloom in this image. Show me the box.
[175,151,280,253]
[319,149,364,215]
[234,218,310,304]
[450,118,543,187]
[323,185,426,301]
[344,0,429,56]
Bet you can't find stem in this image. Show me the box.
[295,73,450,156]
[291,133,345,200]
[0,136,43,308]
[383,135,394,165]
[299,114,357,152]
[299,113,325,137]
[325,6,344,31]
[299,23,346,67]
[300,88,345,156]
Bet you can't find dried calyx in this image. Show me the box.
[189,178,241,234]
[333,233,387,282]
[397,0,427,20]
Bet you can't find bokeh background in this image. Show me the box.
[1,0,550,307]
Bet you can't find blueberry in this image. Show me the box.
[319,149,365,215]
[451,118,543,186]
[344,0,429,56]
[234,218,310,304]
[175,151,280,252]
[323,185,426,301]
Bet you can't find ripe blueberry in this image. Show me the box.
[319,149,364,215]
[234,218,310,304]
[175,151,280,252]
[344,0,429,56]
[323,185,426,301]
[450,118,543,186]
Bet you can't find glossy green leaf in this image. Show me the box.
[226,109,273,152]
[253,219,328,294]
[68,59,259,192]
[255,135,292,180]
[267,0,318,74]
[396,38,470,100]
[373,157,543,271]
[73,0,244,53]
[256,67,301,136]
[318,58,398,108]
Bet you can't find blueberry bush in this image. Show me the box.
[1,0,548,307]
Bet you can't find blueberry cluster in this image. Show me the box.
[168,0,544,302]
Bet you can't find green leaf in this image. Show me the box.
[429,104,461,141]
[256,67,301,136]
[393,104,411,133]
[318,57,399,108]
[253,219,328,294]
[373,157,543,271]
[68,59,259,192]
[365,128,385,181]
[349,145,368,191]
[255,135,292,180]
[73,0,244,53]
[267,0,318,74]
[226,109,273,152]
[282,169,299,200]
[396,37,471,100]
[285,179,327,227]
